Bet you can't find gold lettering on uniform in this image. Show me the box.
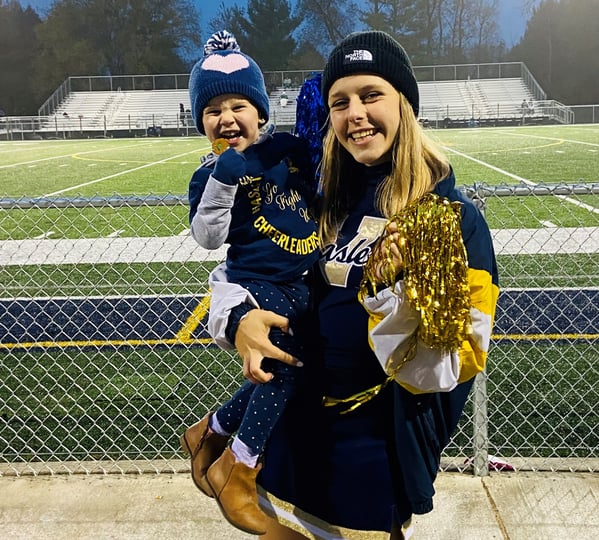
[252,216,319,255]
[241,176,262,214]
[322,216,386,287]
[248,187,261,214]
[276,189,301,211]
[254,216,269,233]
[240,175,262,187]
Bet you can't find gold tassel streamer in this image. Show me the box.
[324,194,472,414]
[323,376,393,414]
[360,192,472,352]
[322,334,417,414]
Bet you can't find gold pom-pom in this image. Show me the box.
[360,193,472,352]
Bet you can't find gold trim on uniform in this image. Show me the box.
[257,486,391,540]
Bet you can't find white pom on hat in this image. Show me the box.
[204,30,240,55]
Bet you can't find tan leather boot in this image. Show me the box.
[206,447,268,535]
[179,412,229,497]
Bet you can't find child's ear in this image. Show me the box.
[258,118,266,126]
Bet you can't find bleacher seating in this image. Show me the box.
[46,75,550,134]
[418,78,534,123]
[268,87,300,127]
[54,90,192,130]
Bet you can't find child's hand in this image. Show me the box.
[213,147,247,185]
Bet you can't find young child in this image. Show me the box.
[179,31,319,536]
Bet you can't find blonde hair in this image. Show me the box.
[318,93,450,246]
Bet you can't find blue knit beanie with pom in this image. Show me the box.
[189,30,270,134]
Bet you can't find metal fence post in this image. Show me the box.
[472,371,490,476]
[471,182,490,476]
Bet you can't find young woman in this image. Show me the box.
[209,31,499,539]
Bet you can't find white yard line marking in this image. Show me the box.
[444,146,535,184]
[33,231,55,240]
[0,236,228,265]
[497,132,599,148]
[443,146,599,216]
[555,194,599,214]
[0,140,161,169]
[2,228,597,266]
[43,149,200,197]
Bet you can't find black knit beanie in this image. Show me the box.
[321,31,419,116]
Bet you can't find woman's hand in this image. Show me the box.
[373,221,404,284]
[234,309,302,384]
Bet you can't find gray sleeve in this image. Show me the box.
[190,174,238,249]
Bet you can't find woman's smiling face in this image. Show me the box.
[328,74,401,166]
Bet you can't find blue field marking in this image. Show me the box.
[1,289,597,349]
[0,296,211,347]
[494,288,599,337]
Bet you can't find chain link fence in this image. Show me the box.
[1,183,597,477]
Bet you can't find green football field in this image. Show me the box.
[1,124,597,235]
[2,125,598,193]
[1,124,597,464]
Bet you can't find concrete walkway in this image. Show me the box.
[1,470,598,539]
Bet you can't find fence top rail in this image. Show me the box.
[467,183,599,198]
[2,183,598,210]
[0,193,187,210]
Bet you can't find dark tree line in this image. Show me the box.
[1,0,597,115]
[1,0,202,114]
[509,0,599,106]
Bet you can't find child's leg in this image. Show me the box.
[205,278,307,534]
[212,379,254,435]
[180,382,253,497]
[205,342,300,536]
[179,411,229,497]
[230,278,306,460]
[235,339,301,459]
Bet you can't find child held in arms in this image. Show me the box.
[180,30,320,536]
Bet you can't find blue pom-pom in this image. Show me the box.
[204,30,240,55]
[294,73,327,192]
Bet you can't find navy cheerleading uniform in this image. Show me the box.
[249,163,499,538]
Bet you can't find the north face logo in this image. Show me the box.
[344,49,373,63]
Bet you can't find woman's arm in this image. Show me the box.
[207,265,302,385]
[360,199,499,394]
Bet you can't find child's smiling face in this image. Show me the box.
[202,94,263,153]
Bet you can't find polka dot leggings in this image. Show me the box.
[215,276,308,456]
